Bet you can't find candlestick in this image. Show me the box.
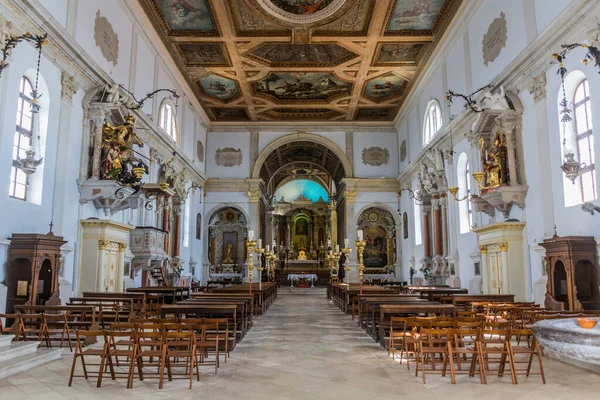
[356,238,366,295]
[246,239,256,295]
[335,244,339,252]
[357,230,363,241]
[266,245,270,253]
[257,238,262,249]
[344,238,349,247]
[328,239,331,246]
[248,230,254,241]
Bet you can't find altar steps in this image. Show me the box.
[0,334,63,379]
[279,287,326,297]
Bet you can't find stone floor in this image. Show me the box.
[1,287,599,399]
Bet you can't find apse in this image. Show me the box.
[274,179,329,203]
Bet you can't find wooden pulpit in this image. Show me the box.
[6,232,66,313]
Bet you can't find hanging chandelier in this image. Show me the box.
[552,43,600,184]
[1,32,49,175]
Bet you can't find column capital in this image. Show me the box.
[118,243,127,252]
[344,190,357,204]
[98,240,110,250]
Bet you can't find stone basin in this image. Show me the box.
[533,318,600,372]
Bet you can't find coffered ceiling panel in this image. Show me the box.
[140,0,462,124]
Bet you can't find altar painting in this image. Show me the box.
[363,226,387,268]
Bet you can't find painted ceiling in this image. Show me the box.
[140,0,462,124]
[274,179,330,203]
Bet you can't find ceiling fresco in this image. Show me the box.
[140,0,462,123]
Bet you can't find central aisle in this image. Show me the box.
[1,287,598,399]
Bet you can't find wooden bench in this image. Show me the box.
[179,299,248,341]
[362,298,430,339]
[127,286,190,304]
[190,293,254,329]
[211,283,277,315]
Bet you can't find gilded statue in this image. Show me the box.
[101,115,144,180]
[222,241,235,264]
[480,133,509,188]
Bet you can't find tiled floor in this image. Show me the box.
[1,288,599,399]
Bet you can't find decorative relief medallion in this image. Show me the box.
[93,10,119,67]
[215,147,243,167]
[197,140,205,162]
[400,140,407,162]
[362,146,390,166]
[256,0,346,24]
[482,12,507,67]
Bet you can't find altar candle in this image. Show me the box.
[357,230,363,241]
[328,239,331,246]
[257,239,262,249]
[248,230,254,241]
[272,240,276,249]
[335,244,340,252]
[329,250,333,255]
[266,245,270,252]
[344,238,349,248]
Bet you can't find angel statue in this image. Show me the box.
[101,115,144,180]
[105,83,122,103]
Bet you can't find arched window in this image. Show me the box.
[9,77,34,200]
[561,72,597,206]
[423,99,443,145]
[159,100,178,141]
[457,153,473,233]
[573,79,596,202]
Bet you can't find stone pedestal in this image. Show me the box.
[446,276,461,288]
[534,276,548,306]
[59,278,72,305]
[469,276,483,294]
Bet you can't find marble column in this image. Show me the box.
[248,187,261,282]
[172,201,182,258]
[432,197,443,257]
[423,204,432,259]
[329,201,338,246]
[344,189,358,282]
[97,240,108,291]
[89,111,105,180]
[117,243,127,292]
[265,210,273,250]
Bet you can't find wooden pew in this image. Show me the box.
[190,293,254,329]
[127,286,190,304]
[67,297,135,326]
[82,291,146,313]
[210,283,277,315]
[179,299,248,340]
[378,304,456,347]
[403,287,469,301]
[160,304,238,348]
[362,298,430,339]
[451,294,515,312]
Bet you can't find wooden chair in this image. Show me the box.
[478,328,515,384]
[450,327,485,383]
[402,320,431,371]
[508,328,546,384]
[204,318,230,363]
[68,330,109,388]
[387,316,414,359]
[416,328,455,384]
[42,312,73,351]
[109,323,136,367]
[190,323,220,374]
[103,330,137,388]
[431,320,457,329]
[0,314,22,338]
[164,331,198,389]
[135,330,167,388]
[20,313,49,346]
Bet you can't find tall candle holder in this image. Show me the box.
[355,239,366,295]
[327,252,335,282]
[267,252,277,282]
[332,250,341,283]
[255,244,265,290]
[246,239,256,295]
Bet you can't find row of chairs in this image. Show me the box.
[69,320,225,390]
[0,313,72,350]
[388,316,545,385]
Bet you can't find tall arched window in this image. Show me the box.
[423,99,443,145]
[9,77,34,200]
[457,152,473,233]
[159,100,178,141]
[573,79,596,202]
